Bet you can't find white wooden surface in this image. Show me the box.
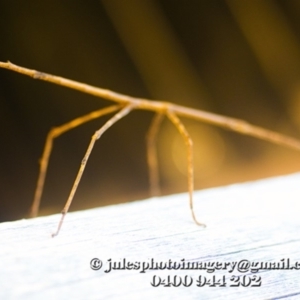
[1,173,300,299]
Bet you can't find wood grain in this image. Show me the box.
[1,173,300,299]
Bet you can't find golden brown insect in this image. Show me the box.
[1,61,300,237]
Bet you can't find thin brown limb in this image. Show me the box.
[146,113,164,197]
[51,104,135,237]
[0,61,134,105]
[166,111,206,227]
[30,104,122,218]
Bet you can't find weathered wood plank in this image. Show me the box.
[1,173,300,299]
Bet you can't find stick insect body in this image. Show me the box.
[1,61,300,237]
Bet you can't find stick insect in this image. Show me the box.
[1,61,300,237]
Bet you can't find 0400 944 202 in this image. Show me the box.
[1,61,300,237]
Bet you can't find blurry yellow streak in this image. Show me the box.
[102,0,210,109]
[227,0,300,90]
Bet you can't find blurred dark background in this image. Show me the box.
[1,0,300,222]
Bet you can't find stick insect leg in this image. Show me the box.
[30,104,122,218]
[166,111,206,227]
[146,113,164,197]
[51,104,135,237]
